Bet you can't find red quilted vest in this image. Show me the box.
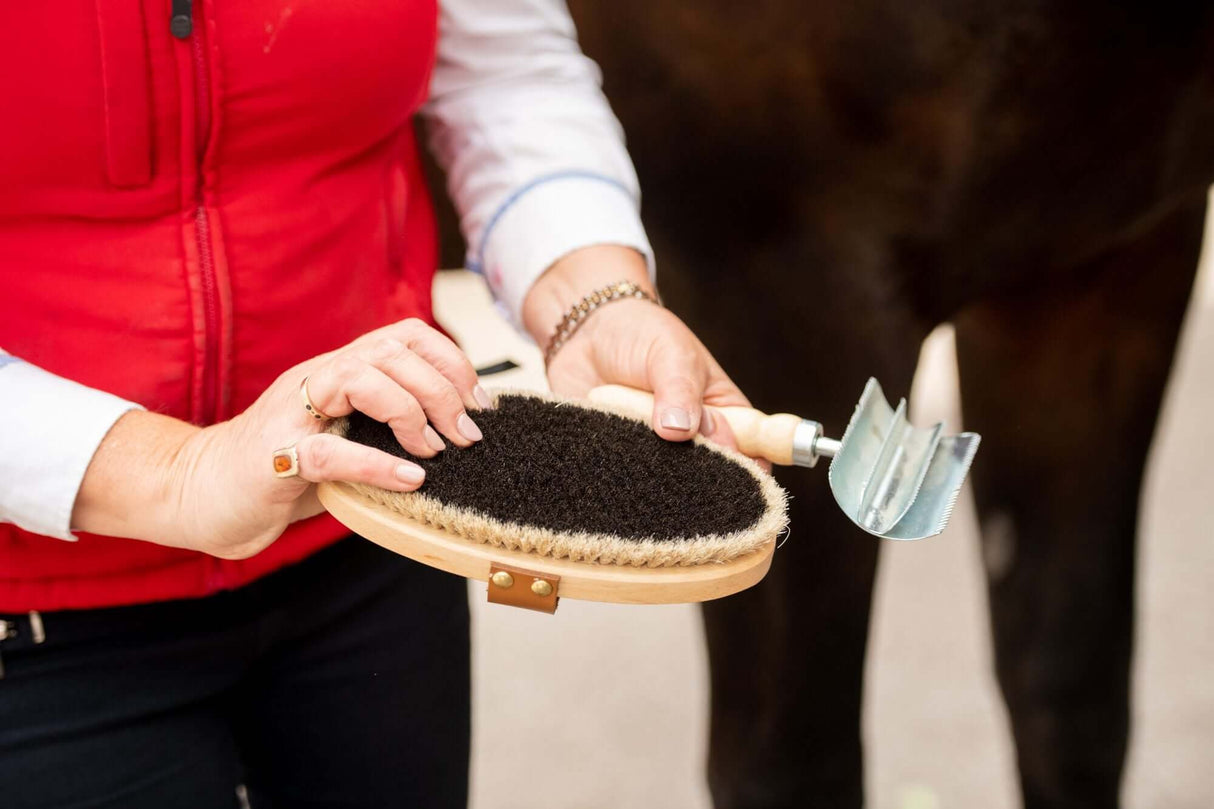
[0,0,440,610]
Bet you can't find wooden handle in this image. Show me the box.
[587,384,801,466]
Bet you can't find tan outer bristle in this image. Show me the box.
[330,389,789,568]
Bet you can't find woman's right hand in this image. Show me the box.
[72,318,490,559]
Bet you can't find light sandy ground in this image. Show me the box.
[434,199,1214,809]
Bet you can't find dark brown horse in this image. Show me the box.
[550,3,1214,808]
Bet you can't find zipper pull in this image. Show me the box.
[170,0,193,39]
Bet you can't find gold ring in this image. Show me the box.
[300,375,333,420]
[272,444,300,478]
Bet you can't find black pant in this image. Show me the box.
[0,537,471,809]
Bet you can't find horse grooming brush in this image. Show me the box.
[590,378,979,540]
[318,390,787,613]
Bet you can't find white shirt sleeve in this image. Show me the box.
[423,0,655,327]
[0,352,143,540]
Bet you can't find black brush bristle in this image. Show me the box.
[343,395,766,541]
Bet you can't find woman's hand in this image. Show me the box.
[523,245,752,451]
[72,319,489,559]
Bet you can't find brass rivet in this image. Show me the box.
[530,579,553,597]
[490,571,514,589]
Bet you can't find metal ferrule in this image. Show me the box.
[791,419,825,467]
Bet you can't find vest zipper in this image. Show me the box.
[196,207,220,425]
[172,1,222,425]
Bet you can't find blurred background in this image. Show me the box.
[432,193,1214,809]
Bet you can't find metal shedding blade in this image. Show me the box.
[827,379,980,540]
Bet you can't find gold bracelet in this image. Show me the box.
[543,280,660,365]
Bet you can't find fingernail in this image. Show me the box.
[423,426,446,452]
[395,463,425,485]
[701,408,716,436]
[457,413,483,442]
[660,407,692,431]
[473,384,493,410]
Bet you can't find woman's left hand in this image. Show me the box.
[522,245,749,453]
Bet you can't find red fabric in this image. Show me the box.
[0,0,440,611]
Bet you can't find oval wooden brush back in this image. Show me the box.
[319,389,787,605]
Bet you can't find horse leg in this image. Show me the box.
[954,199,1205,809]
[664,235,930,809]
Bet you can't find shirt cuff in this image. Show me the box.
[471,171,656,328]
[0,358,143,541]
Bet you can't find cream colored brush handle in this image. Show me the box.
[587,384,805,466]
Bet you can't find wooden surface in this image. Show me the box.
[318,480,776,605]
